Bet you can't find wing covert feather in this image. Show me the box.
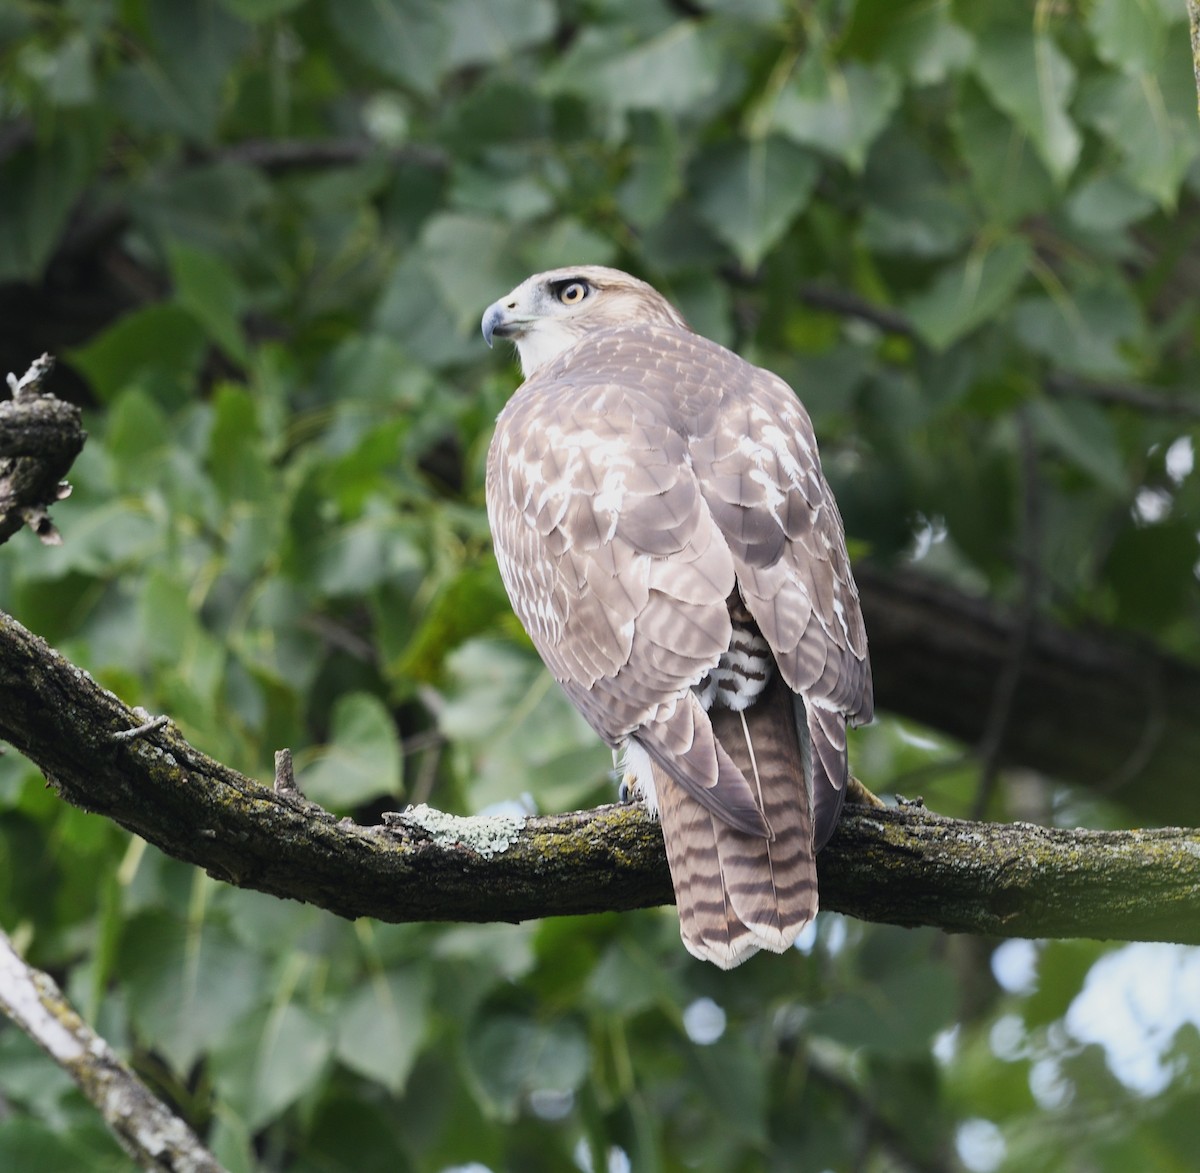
[486,322,872,845]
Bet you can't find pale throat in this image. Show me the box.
[514,319,585,377]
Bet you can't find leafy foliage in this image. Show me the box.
[1,0,1199,1169]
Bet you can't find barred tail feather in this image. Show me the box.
[654,677,819,969]
[655,773,763,969]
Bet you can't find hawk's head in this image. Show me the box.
[482,265,689,377]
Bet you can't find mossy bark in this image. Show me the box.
[2,609,1199,942]
[0,367,85,545]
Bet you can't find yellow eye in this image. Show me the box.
[557,281,588,305]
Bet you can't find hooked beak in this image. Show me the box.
[482,302,520,349]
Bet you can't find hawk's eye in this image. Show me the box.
[556,280,589,305]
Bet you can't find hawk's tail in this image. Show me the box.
[655,678,819,969]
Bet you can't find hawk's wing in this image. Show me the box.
[486,324,871,847]
[688,353,872,844]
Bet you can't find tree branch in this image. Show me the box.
[1189,0,1200,120]
[858,564,1200,827]
[4,356,1200,859]
[1045,370,1200,421]
[797,283,917,338]
[216,137,448,174]
[0,929,226,1173]
[0,355,85,545]
[1,608,1198,944]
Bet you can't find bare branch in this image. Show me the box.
[1045,371,1200,420]
[1189,0,1200,120]
[110,713,172,742]
[5,352,55,399]
[1,608,1199,944]
[0,929,226,1173]
[797,284,918,338]
[0,356,85,546]
[217,137,448,173]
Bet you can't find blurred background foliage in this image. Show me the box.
[1,0,1199,1169]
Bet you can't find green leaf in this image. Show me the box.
[584,942,684,1017]
[0,1119,125,1171]
[310,515,424,597]
[904,238,1032,349]
[326,0,449,96]
[1105,521,1199,631]
[1028,398,1128,495]
[29,501,162,579]
[140,571,200,665]
[335,970,432,1094]
[1012,285,1142,379]
[974,29,1080,183]
[817,961,958,1057]
[1077,41,1200,208]
[1066,174,1156,234]
[167,242,248,363]
[121,910,269,1073]
[41,32,96,107]
[546,22,722,114]
[861,134,972,259]
[519,218,615,275]
[617,114,684,230]
[132,161,274,255]
[692,1037,769,1143]
[214,1003,333,1131]
[104,386,172,487]
[953,82,1055,224]
[396,562,512,683]
[464,1013,589,1121]
[438,639,611,812]
[442,0,555,68]
[414,213,524,331]
[1088,0,1167,76]
[299,692,403,809]
[218,0,305,18]
[0,124,105,282]
[110,0,250,140]
[68,306,208,405]
[374,256,476,368]
[209,384,271,504]
[453,170,554,223]
[877,2,974,85]
[1022,940,1106,1028]
[768,58,901,172]
[303,1095,414,1173]
[692,136,820,270]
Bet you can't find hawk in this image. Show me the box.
[482,266,872,968]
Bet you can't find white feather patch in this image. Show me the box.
[514,319,585,376]
[619,739,659,818]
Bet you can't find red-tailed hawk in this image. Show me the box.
[482,266,872,968]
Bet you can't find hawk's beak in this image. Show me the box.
[482,303,516,349]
